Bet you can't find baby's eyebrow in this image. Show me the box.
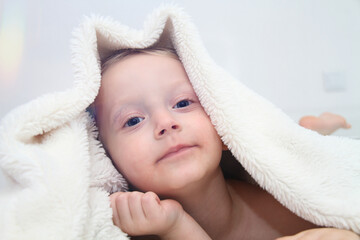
[110,103,140,127]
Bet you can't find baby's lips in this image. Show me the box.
[158,144,195,162]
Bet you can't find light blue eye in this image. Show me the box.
[125,117,144,127]
[174,100,191,108]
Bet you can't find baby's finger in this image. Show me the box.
[141,191,162,219]
[114,192,132,229]
[109,192,125,226]
[128,191,147,221]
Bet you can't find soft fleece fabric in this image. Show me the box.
[0,5,359,239]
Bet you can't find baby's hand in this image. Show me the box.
[109,191,184,238]
[276,228,360,240]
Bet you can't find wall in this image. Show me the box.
[187,0,360,137]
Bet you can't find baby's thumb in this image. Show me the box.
[160,199,184,217]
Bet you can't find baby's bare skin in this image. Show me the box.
[224,180,316,239]
[100,52,358,239]
[299,112,351,135]
[110,180,359,239]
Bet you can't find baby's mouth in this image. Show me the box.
[157,144,197,163]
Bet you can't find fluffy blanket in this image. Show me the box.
[0,5,359,239]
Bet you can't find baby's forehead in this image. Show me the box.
[103,54,190,85]
[100,48,180,76]
[102,54,182,81]
[97,54,195,104]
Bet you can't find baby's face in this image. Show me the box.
[95,53,223,196]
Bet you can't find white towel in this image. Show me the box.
[0,5,359,239]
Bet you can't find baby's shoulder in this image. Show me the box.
[225,179,317,238]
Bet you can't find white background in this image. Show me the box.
[1,0,359,139]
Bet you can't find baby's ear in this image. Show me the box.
[222,142,228,151]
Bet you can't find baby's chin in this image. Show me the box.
[155,168,219,196]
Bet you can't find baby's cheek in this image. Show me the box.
[112,149,134,171]
[204,121,223,153]
[114,138,150,170]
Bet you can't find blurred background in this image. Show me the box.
[0,0,359,138]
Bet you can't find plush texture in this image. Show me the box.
[0,5,359,239]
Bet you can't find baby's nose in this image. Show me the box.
[158,124,180,135]
[154,114,181,138]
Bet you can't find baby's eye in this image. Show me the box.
[174,100,192,109]
[124,117,144,127]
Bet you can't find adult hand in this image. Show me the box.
[276,228,360,240]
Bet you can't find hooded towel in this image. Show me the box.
[0,5,359,239]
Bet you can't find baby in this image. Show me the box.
[299,112,352,135]
[92,48,358,240]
